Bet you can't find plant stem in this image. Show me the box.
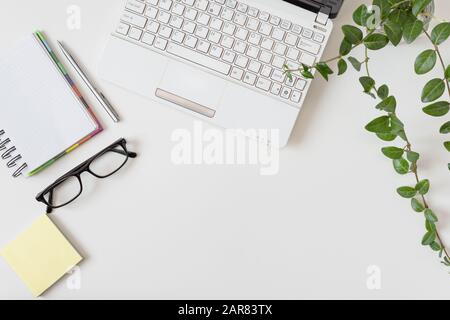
[409,154,450,259]
[364,47,371,77]
[423,29,450,97]
[364,53,450,262]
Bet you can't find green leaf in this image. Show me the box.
[364,33,389,50]
[411,198,425,212]
[403,19,424,43]
[359,76,375,93]
[283,64,293,80]
[342,25,363,44]
[375,96,396,112]
[337,59,347,75]
[381,146,404,159]
[422,101,450,117]
[316,62,334,81]
[412,0,432,16]
[424,209,438,223]
[430,241,441,251]
[397,186,416,198]
[390,114,404,134]
[415,179,430,195]
[384,21,403,46]
[394,129,408,142]
[373,0,391,19]
[388,9,408,28]
[365,116,391,133]
[353,5,369,26]
[404,11,419,25]
[285,72,293,82]
[377,85,389,100]
[301,70,314,79]
[287,72,293,81]
[301,64,314,79]
[339,38,352,56]
[422,230,436,246]
[431,22,450,45]
[421,78,445,103]
[406,151,420,163]
[348,57,362,71]
[414,49,437,75]
[377,133,396,141]
[426,220,436,232]
[393,158,410,175]
[444,141,450,151]
[445,65,450,80]
[440,121,450,134]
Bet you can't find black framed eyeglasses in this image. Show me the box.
[36,138,137,213]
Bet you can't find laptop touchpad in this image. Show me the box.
[156,61,226,118]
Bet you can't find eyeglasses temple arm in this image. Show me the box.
[112,149,137,158]
[46,190,53,214]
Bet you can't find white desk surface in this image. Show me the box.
[0,0,449,300]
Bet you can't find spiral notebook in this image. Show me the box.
[0,31,102,177]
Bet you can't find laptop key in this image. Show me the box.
[129,27,143,40]
[291,90,302,103]
[281,87,292,99]
[121,12,147,28]
[142,32,155,45]
[116,23,130,35]
[271,83,282,95]
[298,38,321,55]
[256,77,271,91]
[126,0,146,14]
[154,37,168,50]
[243,72,257,85]
[231,67,244,80]
[295,79,307,91]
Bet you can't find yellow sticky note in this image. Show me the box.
[0,214,82,297]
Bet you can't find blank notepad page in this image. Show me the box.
[0,34,97,174]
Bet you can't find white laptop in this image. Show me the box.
[98,0,343,147]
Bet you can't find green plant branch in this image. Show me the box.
[408,145,450,259]
[364,47,371,77]
[412,169,449,256]
[363,53,450,263]
[423,28,450,97]
[284,0,450,269]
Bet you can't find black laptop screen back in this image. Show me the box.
[283,0,343,19]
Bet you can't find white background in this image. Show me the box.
[0,0,449,299]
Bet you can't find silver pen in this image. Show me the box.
[57,41,120,123]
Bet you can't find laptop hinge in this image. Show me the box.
[315,6,331,26]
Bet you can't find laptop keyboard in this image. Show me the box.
[114,0,327,107]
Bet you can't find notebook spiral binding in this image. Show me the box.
[0,129,28,177]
